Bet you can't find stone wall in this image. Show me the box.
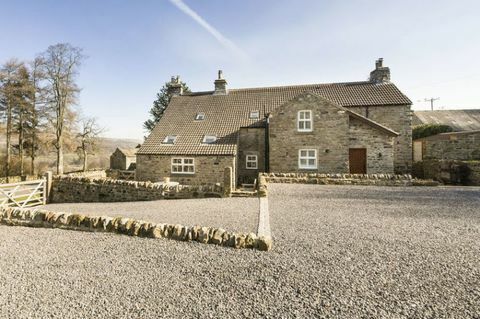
[136,154,236,186]
[64,170,107,179]
[347,104,413,174]
[51,176,224,203]
[413,159,480,185]
[259,172,439,186]
[269,93,350,173]
[416,131,480,161]
[349,117,395,174]
[237,127,265,184]
[0,206,272,251]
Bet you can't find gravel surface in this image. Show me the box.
[43,197,259,234]
[1,185,479,318]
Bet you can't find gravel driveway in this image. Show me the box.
[1,185,479,318]
[43,197,259,234]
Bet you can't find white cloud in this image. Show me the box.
[168,0,248,60]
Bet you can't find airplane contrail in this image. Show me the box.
[168,0,247,59]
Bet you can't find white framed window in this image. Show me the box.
[202,135,217,144]
[246,155,258,169]
[298,110,313,132]
[249,110,260,119]
[195,112,205,120]
[171,158,195,174]
[163,135,177,144]
[298,149,317,169]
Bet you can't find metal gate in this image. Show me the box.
[0,179,46,208]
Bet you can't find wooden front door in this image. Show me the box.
[349,148,367,174]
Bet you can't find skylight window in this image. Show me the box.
[202,135,217,144]
[249,110,260,119]
[195,112,205,120]
[163,135,177,144]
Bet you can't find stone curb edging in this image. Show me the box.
[0,206,273,251]
[257,197,271,238]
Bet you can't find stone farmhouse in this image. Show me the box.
[136,59,412,185]
[413,109,480,162]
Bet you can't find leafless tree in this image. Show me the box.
[26,57,47,175]
[0,59,27,178]
[77,117,104,172]
[38,43,85,175]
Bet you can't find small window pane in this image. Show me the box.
[308,159,315,166]
[308,150,315,157]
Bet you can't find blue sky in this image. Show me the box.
[1,0,479,139]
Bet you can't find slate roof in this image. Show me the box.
[138,81,410,155]
[413,110,480,131]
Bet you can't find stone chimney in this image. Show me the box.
[167,75,183,96]
[369,58,391,84]
[213,70,228,95]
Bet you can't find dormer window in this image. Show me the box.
[249,110,260,119]
[202,135,217,144]
[163,135,177,144]
[195,112,205,120]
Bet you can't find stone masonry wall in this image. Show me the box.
[269,93,350,173]
[237,127,265,185]
[260,172,439,186]
[136,155,236,185]
[413,159,480,186]
[349,117,395,174]
[419,131,480,161]
[51,177,224,203]
[347,104,412,174]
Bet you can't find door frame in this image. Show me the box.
[349,148,367,174]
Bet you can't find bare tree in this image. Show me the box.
[25,57,47,175]
[39,43,85,175]
[0,59,26,178]
[77,117,104,172]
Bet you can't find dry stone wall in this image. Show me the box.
[51,176,224,203]
[0,206,272,251]
[259,172,439,186]
[64,170,107,179]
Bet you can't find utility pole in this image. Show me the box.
[423,97,440,111]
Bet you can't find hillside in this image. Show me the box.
[0,124,142,174]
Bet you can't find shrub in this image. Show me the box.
[413,124,454,140]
